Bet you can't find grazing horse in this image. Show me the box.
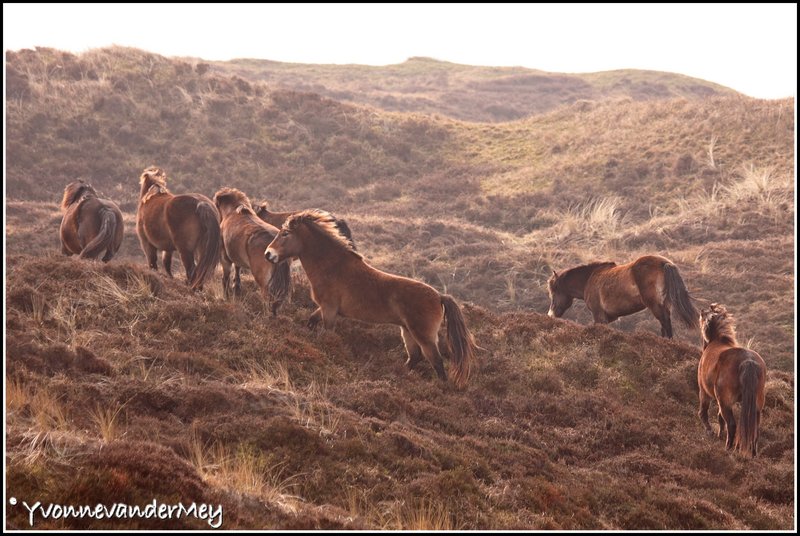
[698,304,766,457]
[213,188,291,315]
[136,167,221,291]
[59,180,124,262]
[254,202,356,249]
[547,255,698,338]
[265,209,477,388]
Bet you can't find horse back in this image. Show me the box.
[164,194,219,250]
[222,212,278,269]
[715,347,766,404]
[586,263,643,317]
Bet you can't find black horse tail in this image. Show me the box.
[664,262,699,329]
[190,201,221,291]
[440,294,477,389]
[334,218,356,250]
[735,359,763,457]
[80,207,117,262]
[268,258,292,316]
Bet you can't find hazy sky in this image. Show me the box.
[4,3,796,99]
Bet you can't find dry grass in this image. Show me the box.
[190,435,302,510]
[90,402,125,443]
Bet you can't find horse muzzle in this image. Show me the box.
[265,248,280,264]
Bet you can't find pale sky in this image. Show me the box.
[3,3,797,99]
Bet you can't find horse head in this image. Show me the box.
[61,180,97,210]
[213,187,252,219]
[547,269,574,318]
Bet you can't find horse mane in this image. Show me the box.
[285,209,361,258]
[140,166,168,187]
[214,187,253,213]
[139,166,170,203]
[553,261,616,289]
[61,180,97,210]
[701,303,738,346]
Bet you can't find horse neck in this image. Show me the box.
[263,210,290,228]
[562,264,603,298]
[297,235,356,285]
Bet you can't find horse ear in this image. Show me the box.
[552,269,557,277]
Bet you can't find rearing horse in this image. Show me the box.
[59,180,124,262]
[698,304,766,457]
[136,167,221,291]
[264,209,477,388]
[213,187,291,315]
[547,255,698,338]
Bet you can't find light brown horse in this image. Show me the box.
[264,209,477,388]
[213,188,291,315]
[254,202,356,249]
[698,304,766,457]
[59,180,124,262]
[136,167,221,290]
[547,255,698,338]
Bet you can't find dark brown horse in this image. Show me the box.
[254,202,356,249]
[59,180,124,262]
[547,255,698,338]
[265,210,477,388]
[698,304,766,457]
[136,167,221,290]
[213,188,291,315]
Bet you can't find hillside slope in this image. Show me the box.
[6,46,794,367]
[210,56,737,122]
[6,256,794,529]
[5,47,795,529]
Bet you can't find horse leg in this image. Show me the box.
[221,257,233,300]
[591,308,610,324]
[414,330,447,382]
[721,404,736,450]
[401,327,423,371]
[233,266,242,297]
[162,250,173,277]
[307,308,322,330]
[142,241,159,271]
[320,304,339,330]
[252,262,279,316]
[648,302,673,338]
[177,247,196,287]
[698,389,713,437]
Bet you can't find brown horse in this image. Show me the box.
[254,202,356,249]
[136,167,221,290]
[698,304,766,457]
[59,180,124,262]
[264,209,477,388]
[547,255,698,338]
[213,188,291,315]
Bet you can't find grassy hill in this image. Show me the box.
[5,46,795,529]
[5,256,794,529]
[210,56,737,122]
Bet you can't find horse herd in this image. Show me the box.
[57,166,767,457]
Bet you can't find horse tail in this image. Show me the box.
[79,207,116,261]
[267,259,291,315]
[664,262,699,329]
[735,359,763,457]
[190,201,221,291]
[440,294,477,389]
